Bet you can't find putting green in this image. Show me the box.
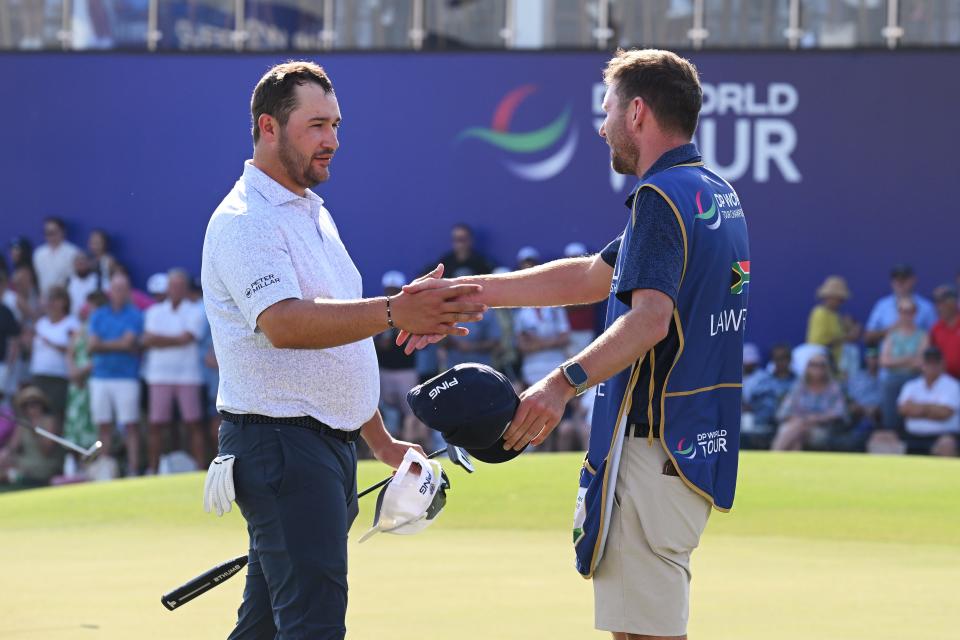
[1,452,957,639]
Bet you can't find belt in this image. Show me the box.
[626,423,678,476]
[219,411,361,443]
[626,423,661,439]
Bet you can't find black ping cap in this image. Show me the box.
[406,363,524,463]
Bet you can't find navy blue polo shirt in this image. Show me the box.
[600,143,698,430]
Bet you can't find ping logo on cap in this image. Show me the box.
[428,378,459,400]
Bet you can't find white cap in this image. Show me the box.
[492,266,511,275]
[564,242,588,257]
[381,270,406,289]
[743,343,761,366]
[359,449,448,543]
[146,272,169,295]
[516,246,540,264]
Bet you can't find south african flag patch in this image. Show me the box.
[731,261,750,294]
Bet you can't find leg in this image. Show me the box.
[148,384,175,473]
[227,528,277,640]
[174,384,207,466]
[931,434,958,457]
[124,422,141,476]
[117,380,142,477]
[771,417,808,451]
[232,424,358,639]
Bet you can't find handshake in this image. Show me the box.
[387,264,486,354]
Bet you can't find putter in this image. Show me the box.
[2,411,103,460]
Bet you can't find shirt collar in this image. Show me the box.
[242,160,325,207]
[624,142,702,208]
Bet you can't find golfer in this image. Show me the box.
[402,49,749,639]
[200,61,484,639]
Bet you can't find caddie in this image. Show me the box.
[400,49,749,639]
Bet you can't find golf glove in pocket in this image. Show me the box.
[203,454,236,517]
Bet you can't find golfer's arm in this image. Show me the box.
[257,298,388,350]
[359,410,392,452]
[462,256,611,308]
[564,289,673,388]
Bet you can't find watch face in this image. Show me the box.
[565,362,589,387]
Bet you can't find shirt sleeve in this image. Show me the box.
[185,304,207,340]
[129,309,144,337]
[143,306,159,334]
[865,300,885,332]
[897,380,914,406]
[209,217,304,332]
[614,189,684,307]
[600,234,622,268]
[940,379,960,410]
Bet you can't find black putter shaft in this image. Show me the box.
[357,449,444,499]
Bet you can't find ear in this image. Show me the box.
[257,114,278,143]
[630,97,645,130]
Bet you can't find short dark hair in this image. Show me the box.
[923,346,943,363]
[603,49,702,139]
[47,285,71,315]
[44,217,66,231]
[251,61,334,144]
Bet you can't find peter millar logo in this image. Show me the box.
[457,84,578,181]
[674,437,697,460]
[694,190,720,229]
[731,261,750,294]
[245,274,280,299]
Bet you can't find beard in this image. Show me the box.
[606,124,638,175]
[278,128,330,189]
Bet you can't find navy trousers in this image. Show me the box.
[218,420,359,640]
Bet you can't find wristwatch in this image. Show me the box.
[560,361,590,396]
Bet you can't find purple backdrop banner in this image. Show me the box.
[1,51,955,351]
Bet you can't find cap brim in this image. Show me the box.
[466,438,527,464]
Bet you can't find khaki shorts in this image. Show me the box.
[593,436,711,636]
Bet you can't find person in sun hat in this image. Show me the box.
[807,275,852,367]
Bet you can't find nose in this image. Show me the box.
[598,120,606,139]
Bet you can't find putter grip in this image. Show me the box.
[161,555,248,611]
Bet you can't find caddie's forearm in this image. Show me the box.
[566,289,673,389]
[571,310,668,389]
[258,297,389,350]
[460,257,603,308]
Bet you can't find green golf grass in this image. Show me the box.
[1,451,958,639]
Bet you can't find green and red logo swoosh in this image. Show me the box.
[457,85,577,181]
[675,438,696,459]
[694,190,720,229]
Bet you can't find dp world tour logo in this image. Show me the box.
[457,84,578,181]
[694,190,720,229]
[675,438,697,460]
[731,261,751,294]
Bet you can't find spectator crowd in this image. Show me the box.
[0,219,956,490]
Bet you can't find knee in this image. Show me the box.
[931,434,958,457]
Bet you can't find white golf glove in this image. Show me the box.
[203,454,236,517]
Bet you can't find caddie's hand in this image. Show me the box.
[371,438,426,470]
[503,371,576,451]
[203,454,236,517]
[389,284,486,337]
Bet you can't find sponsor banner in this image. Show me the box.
[1,51,955,349]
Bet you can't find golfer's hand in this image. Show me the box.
[395,264,474,354]
[371,438,426,470]
[389,267,485,337]
[203,454,236,517]
[503,371,576,451]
